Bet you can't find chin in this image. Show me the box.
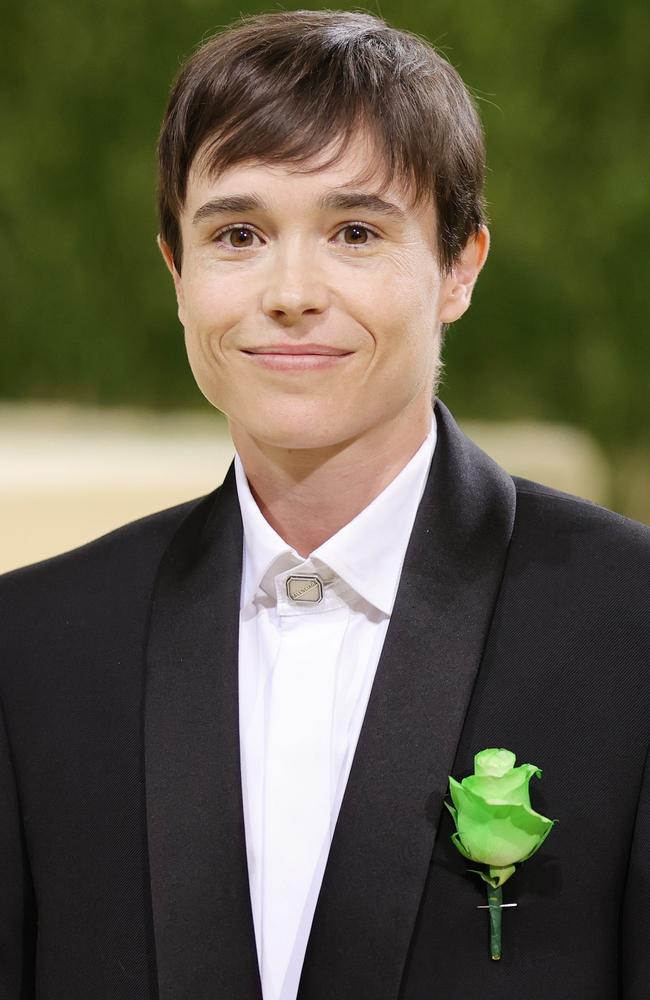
[241,410,357,452]
[253,426,344,451]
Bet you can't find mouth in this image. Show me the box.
[241,347,353,372]
[243,345,352,356]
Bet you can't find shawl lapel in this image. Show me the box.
[297,399,516,999]
[143,398,516,1000]
[144,467,262,1000]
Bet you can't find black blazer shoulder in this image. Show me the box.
[0,491,210,633]
[0,491,216,712]
[507,476,650,642]
[510,473,650,569]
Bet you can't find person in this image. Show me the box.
[1,9,648,999]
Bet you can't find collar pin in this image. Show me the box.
[286,574,324,604]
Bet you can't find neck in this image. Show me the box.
[230,400,433,557]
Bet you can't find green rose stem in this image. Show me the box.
[486,884,502,960]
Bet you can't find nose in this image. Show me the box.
[261,238,329,323]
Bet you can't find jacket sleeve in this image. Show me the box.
[620,738,650,998]
[0,691,36,999]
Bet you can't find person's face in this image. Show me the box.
[159,133,488,452]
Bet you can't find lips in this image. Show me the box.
[242,346,353,372]
[243,344,352,356]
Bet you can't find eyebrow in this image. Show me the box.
[191,190,407,226]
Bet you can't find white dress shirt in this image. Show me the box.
[235,414,437,1000]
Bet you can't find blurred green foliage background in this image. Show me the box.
[2,0,648,517]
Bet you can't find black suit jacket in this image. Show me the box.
[1,399,648,999]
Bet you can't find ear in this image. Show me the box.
[157,234,186,325]
[438,225,490,324]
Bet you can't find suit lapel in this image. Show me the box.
[144,467,263,1000]
[297,398,517,999]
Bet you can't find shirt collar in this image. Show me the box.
[235,411,437,616]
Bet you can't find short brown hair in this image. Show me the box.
[157,9,486,276]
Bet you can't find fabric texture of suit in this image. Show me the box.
[1,398,648,999]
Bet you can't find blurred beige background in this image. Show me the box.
[0,403,611,574]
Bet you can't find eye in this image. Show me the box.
[335,223,379,247]
[212,225,262,251]
[211,221,381,252]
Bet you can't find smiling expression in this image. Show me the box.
[159,132,486,453]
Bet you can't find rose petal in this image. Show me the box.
[464,763,541,807]
[456,786,556,866]
[451,831,474,861]
[474,748,517,777]
[448,775,467,815]
[516,813,558,862]
[488,864,516,887]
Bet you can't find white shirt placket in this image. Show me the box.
[260,600,350,1000]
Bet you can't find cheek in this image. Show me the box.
[181,278,242,372]
[372,284,439,370]
[178,284,232,400]
[182,274,230,331]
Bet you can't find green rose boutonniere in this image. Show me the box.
[446,748,558,961]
